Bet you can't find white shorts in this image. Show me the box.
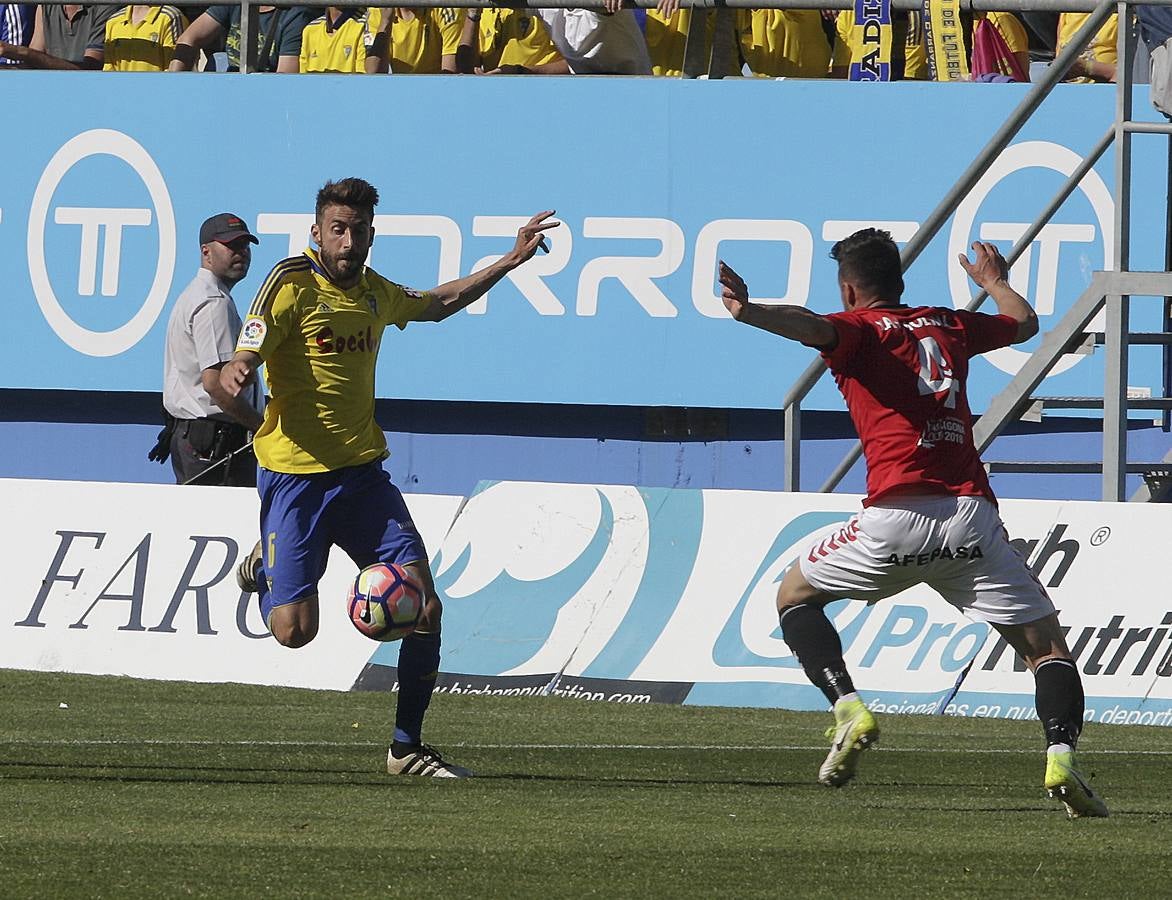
[798,495,1054,626]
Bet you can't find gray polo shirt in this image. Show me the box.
[163,267,263,422]
[41,5,117,65]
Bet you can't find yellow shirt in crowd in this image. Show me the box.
[1058,12,1117,82]
[476,8,561,71]
[299,9,376,73]
[645,9,741,77]
[367,7,463,73]
[738,9,830,78]
[103,5,185,71]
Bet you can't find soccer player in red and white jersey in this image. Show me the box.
[719,229,1108,818]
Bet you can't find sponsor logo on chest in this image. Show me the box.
[309,292,380,355]
[315,324,377,354]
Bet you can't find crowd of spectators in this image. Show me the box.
[0,1,1130,81]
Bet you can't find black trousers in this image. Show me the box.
[170,418,257,487]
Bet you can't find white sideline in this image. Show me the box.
[1,738,1169,755]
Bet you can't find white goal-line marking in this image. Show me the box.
[1,738,1170,755]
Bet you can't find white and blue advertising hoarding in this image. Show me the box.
[367,481,1172,725]
[0,478,464,690]
[3,74,1169,410]
[3,477,1169,726]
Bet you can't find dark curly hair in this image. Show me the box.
[315,177,379,222]
[830,228,904,301]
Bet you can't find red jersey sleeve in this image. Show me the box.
[818,312,868,372]
[954,309,1020,356]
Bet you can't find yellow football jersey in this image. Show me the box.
[367,7,463,73]
[237,249,432,474]
[738,9,830,78]
[645,9,740,78]
[1058,12,1117,82]
[985,11,1028,55]
[477,8,561,71]
[299,9,374,74]
[102,5,185,72]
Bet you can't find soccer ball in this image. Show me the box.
[346,563,424,642]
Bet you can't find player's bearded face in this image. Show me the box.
[314,205,374,287]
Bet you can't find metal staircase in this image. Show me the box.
[780,0,1172,501]
[972,271,1172,500]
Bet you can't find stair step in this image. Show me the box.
[1029,396,1172,410]
[1082,331,1172,346]
[985,461,1172,474]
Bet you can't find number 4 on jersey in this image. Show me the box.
[915,336,958,408]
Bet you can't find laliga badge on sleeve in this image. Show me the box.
[239,318,267,350]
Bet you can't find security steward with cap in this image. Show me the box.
[150,213,265,485]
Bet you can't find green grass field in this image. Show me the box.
[2,669,1168,898]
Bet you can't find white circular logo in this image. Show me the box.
[948,141,1113,376]
[28,129,176,357]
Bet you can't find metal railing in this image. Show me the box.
[44,0,1115,73]
[780,0,1172,501]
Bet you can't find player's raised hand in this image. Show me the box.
[958,241,1010,290]
[719,260,751,320]
[510,210,560,264]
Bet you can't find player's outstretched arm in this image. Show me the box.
[220,350,262,400]
[419,211,560,322]
[719,261,838,349]
[958,241,1038,344]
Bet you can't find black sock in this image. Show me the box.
[1034,658,1084,748]
[780,604,856,706]
[393,631,441,748]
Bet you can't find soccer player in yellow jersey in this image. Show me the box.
[222,178,557,778]
[366,7,463,74]
[457,6,567,74]
[103,5,185,71]
[299,7,387,74]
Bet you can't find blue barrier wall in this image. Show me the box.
[5,73,1170,408]
[2,392,1167,500]
[3,74,1170,498]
